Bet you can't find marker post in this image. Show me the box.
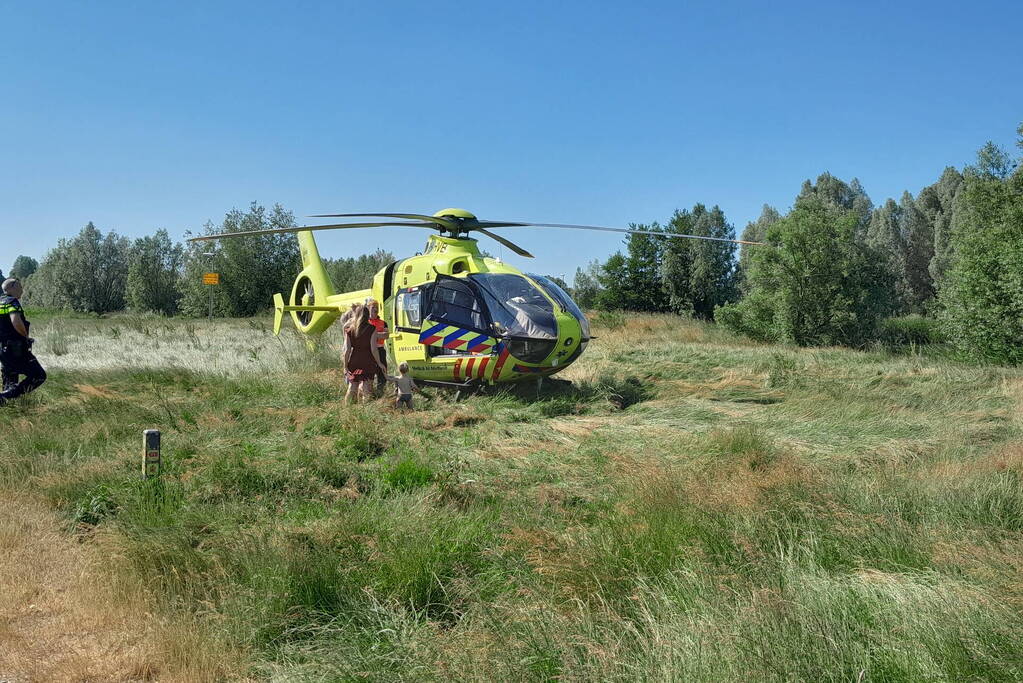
[143,429,161,479]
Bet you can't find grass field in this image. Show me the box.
[3,312,1023,681]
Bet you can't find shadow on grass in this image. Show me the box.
[490,374,655,417]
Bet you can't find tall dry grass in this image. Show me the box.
[31,313,341,376]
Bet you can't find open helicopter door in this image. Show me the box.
[392,285,430,361]
[418,275,498,354]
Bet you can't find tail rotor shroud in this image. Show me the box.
[294,276,315,326]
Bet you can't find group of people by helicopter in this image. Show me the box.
[340,298,418,409]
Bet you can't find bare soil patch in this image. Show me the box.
[0,495,244,682]
[0,496,157,681]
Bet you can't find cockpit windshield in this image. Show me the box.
[469,273,557,340]
[527,274,591,339]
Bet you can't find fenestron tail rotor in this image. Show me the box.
[295,276,315,326]
[187,207,764,255]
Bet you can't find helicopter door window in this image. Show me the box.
[427,277,488,333]
[396,290,423,330]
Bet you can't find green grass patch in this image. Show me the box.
[3,313,1023,679]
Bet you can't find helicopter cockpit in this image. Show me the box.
[418,272,587,363]
[472,273,557,340]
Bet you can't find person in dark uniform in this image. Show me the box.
[0,278,46,405]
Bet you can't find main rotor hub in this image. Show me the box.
[432,208,476,220]
[432,208,479,236]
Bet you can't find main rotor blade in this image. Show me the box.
[311,214,538,231]
[475,228,534,258]
[187,221,438,242]
[484,221,765,246]
[474,220,534,228]
[308,212,457,229]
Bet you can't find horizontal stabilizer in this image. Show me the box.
[273,297,343,335]
[279,305,348,312]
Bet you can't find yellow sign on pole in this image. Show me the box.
[203,272,220,285]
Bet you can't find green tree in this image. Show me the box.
[974,141,1016,180]
[797,173,873,238]
[718,194,893,346]
[737,205,780,293]
[9,256,38,280]
[917,167,964,287]
[940,137,1023,364]
[126,229,184,315]
[592,225,668,312]
[571,261,603,309]
[595,252,630,310]
[660,209,694,313]
[865,198,906,310]
[863,190,937,314]
[33,222,130,312]
[180,203,300,317]
[21,261,60,308]
[624,223,668,312]
[899,191,935,312]
[323,249,395,293]
[661,205,736,319]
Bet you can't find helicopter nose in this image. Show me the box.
[549,315,583,366]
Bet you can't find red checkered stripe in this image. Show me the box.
[450,342,512,382]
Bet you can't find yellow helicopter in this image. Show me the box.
[189,209,759,387]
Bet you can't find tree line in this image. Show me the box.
[16,202,394,318]
[570,124,1023,365]
[12,123,1022,365]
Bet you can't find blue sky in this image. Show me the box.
[3,0,1021,281]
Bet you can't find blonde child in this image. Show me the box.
[387,362,418,410]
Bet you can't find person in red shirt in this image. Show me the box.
[366,299,389,391]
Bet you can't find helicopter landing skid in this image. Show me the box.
[416,378,484,401]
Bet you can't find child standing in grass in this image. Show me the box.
[387,362,418,410]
